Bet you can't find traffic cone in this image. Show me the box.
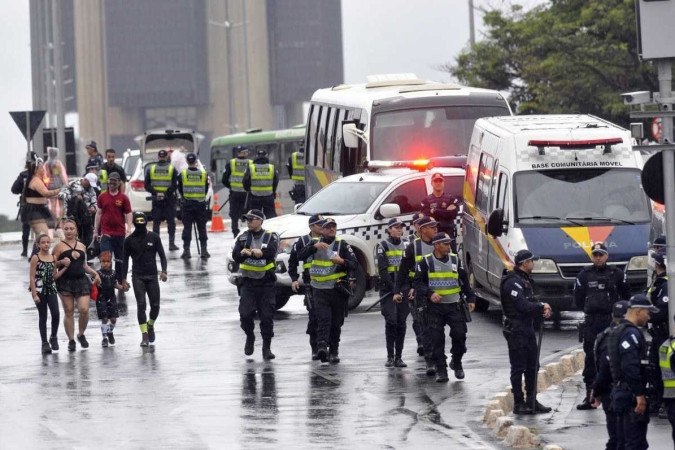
[274,193,283,216]
[210,193,226,232]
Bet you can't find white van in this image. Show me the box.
[461,115,653,313]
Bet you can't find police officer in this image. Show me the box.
[11,162,31,257]
[288,214,324,359]
[297,217,358,364]
[408,212,425,241]
[377,218,410,368]
[83,141,104,174]
[396,216,437,374]
[222,145,251,237]
[145,149,179,251]
[575,242,630,410]
[231,209,279,360]
[420,172,461,241]
[286,148,305,204]
[243,149,279,219]
[607,294,657,449]
[660,325,675,443]
[648,236,666,283]
[647,251,669,412]
[590,300,630,449]
[178,152,210,259]
[413,232,475,382]
[501,249,553,414]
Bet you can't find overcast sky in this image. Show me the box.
[0,0,544,218]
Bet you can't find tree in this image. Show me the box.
[446,0,657,126]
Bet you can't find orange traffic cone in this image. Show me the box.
[274,193,282,216]
[210,193,226,232]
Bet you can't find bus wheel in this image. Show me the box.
[468,260,490,312]
[275,286,292,310]
[347,264,367,310]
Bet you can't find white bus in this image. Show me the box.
[304,74,513,195]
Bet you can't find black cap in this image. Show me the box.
[108,172,121,181]
[629,294,659,313]
[243,209,265,221]
[612,300,630,319]
[387,218,404,229]
[654,236,666,247]
[235,145,249,154]
[417,217,439,228]
[514,249,539,265]
[654,251,666,267]
[85,140,97,150]
[132,211,147,225]
[257,149,268,157]
[158,149,168,158]
[308,214,324,226]
[591,242,608,255]
[411,212,424,225]
[186,152,198,164]
[432,232,453,245]
[322,218,337,228]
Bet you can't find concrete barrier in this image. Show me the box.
[494,416,514,439]
[485,408,504,427]
[483,400,504,422]
[572,349,585,370]
[537,369,549,391]
[545,362,564,384]
[559,354,576,376]
[493,391,513,413]
[503,425,535,448]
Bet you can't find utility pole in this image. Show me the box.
[51,0,65,162]
[468,0,475,46]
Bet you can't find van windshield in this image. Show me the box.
[297,181,388,215]
[514,168,651,226]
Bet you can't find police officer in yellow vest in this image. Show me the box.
[243,149,279,219]
[222,145,251,237]
[413,232,475,382]
[287,149,305,205]
[660,327,675,443]
[144,149,179,251]
[178,153,209,259]
[231,209,279,360]
[648,251,669,413]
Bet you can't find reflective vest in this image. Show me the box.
[298,234,318,271]
[239,231,275,279]
[291,152,305,185]
[310,238,347,290]
[99,169,108,192]
[408,238,434,279]
[149,163,174,193]
[229,158,250,193]
[249,162,274,197]
[380,239,406,273]
[424,253,461,303]
[660,338,675,395]
[181,168,207,201]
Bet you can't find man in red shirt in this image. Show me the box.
[94,172,132,280]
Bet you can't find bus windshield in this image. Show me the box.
[297,181,388,215]
[514,168,651,226]
[371,105,509,161]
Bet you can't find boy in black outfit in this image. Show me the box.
[95,251,126,347]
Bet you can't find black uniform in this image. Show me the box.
[231,229,279,343]
[575,264,630,394]
[608,321,650,449]
[144,161,179,245]
[298,235,357,360]
[222,156,251,236]
[500,268,547,404]
[592,324,620,449]
[376,237,410,359]
[11,169,31,255]
[288,234,318,354]
[420,192,460,238]
[647,273,669,409]
[413,253,475,373]
[178,167,209,256]
[242,156,279,219]
[95,268,119,320]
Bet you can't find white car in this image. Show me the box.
[224,161,466,310]
[121,149,152,214]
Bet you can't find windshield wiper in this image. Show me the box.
[566,216,635,225]
[518,216,583,226]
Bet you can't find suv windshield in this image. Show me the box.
[297,181,388,215]
[515,168,651,226]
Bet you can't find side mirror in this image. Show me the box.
[294,203,303,212]
[342,123,359,149]
[486,208,506,237]
[379,203,401,219]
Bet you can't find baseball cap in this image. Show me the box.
[84,173,98,186]
[411,212,424,225]
[654,251,667,267]
[308,214,324,226]
[257,149,268,157]
[417,217,439,229]
[514,249,539,265]
[432,232,453,245]
[387,218,404,228]
[629,294,659,313]
[431,173,444,181]
[158,149,168,158]
[108,172,121,181]
[133,211,147,225]
[243,209,265,221]
[322,218,337,228]
[235,145,249,153]
[85,140,97,150]
[591,242,608,255]
[654,236,666,247]
[612,300,630,319]
[186,153,198,164]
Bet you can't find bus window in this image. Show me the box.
[316,106,325,168]
[308,105,320,166]
[325,108,338,170]
[333,109,348,173]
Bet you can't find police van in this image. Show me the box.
[461,115,654,313]
[224,159,466,310]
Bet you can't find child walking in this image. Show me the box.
[94,251,126,347]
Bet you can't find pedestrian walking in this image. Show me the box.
[11,161,31,257]
[53,218,101,352]
[44,147,69,219]
[222,145,251,237]
[120,212,168,347]
[297,217,357,364]
[24,154,60,239]
[83,140,104,175]
[178,152,210,259]
[575,242,631,410]
[412,232,475,382]
[243,149,279,219]
[288,214,324,359]
[94,171,132,280]
[98,148,127,193]
[145,149,179,250]
[500,249,553,413]
[231,209,279,360]
[378,218,410,368]
[94,251,126,347]
[287,148,306,204]
[29,234,68,354]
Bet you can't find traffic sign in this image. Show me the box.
[9,110,46,141]
[642,151,665,204]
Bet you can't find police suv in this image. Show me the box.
[224,159,465,310]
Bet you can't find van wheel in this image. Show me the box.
[275,287,292,310]
[347,264,367,310]
[468,261,490,312]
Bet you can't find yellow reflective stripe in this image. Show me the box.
[240,262,275,272]
[312,260,334,267]
[312,271,347,282]
[291,152,305,181]
[428,272,459,279]
[181,169,207,200]
[99,170,108,192]
[303,261,312,269]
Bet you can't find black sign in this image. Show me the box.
[642,151,665,204]
[9,110,46,141]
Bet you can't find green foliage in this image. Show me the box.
[449,0,657,125]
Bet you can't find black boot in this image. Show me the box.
[576,389,596,410]
[394,356,407,368]
[169,239,179,251]
[527,397,552,414]
[200,242,210,259]
[435,366,449,382]
[513,400,534,415]
[449,357,465,379]
[262,339,275,360]
[180,242,191,259]
[317,344,329,363]
[21,240,28,257]
[385,356,395,367]
[425,358,436,376]
[244,333,255,356]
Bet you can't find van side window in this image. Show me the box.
[476,153,494,212]
[496,171,509,220]
[381,179,427,215]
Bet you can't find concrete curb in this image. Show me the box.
[482,347,586,449]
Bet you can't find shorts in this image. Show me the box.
[56,275,92,298]
[21,203,54,226]
[96,296,119,319]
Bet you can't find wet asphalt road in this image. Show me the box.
[1,232,590,449]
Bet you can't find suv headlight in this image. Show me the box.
[626,255,648,271]
[532,258,558,274]
[278,238,297,254]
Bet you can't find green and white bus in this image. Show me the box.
[209,125,305,215]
